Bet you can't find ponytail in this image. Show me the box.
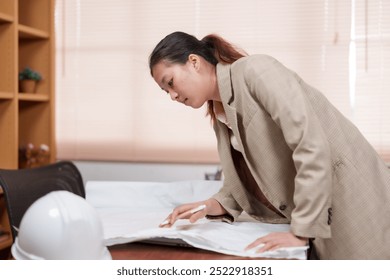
[201,34,247,64]
[201,34,247,122]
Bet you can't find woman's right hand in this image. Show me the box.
[159,198,227,227]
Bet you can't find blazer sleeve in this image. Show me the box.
[210,183,242,222]
[242,55,333,238]
[208,119,244,221]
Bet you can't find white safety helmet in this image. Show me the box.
[11,190,111,260]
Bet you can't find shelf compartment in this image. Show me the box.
[18,101,52,153]
[19,0,51,33]
[19,39,51,96]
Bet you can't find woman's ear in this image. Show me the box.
[188,54,200,70]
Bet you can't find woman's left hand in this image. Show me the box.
[245,232,308,253]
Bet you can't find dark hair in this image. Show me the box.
[149,31,247,121]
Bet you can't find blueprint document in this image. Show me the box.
[86,180,308,259]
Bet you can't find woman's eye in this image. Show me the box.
[168,79,173,87]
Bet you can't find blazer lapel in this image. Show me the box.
[216,63,245,157]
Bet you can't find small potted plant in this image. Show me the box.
[19,67,42,93]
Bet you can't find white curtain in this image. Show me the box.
[55,0,390,163]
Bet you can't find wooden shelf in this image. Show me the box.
[18,24,49,39]
[0,92,13,99]
[0,0,55,258]
[0,12,13,23]
[19,93,49,102]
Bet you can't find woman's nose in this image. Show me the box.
[169,90,179,101]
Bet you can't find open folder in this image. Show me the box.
[86,180,308,259]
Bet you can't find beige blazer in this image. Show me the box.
[212,55,390,259]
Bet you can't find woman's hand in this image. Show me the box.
[159,198,227,227]
[245,232,308,253]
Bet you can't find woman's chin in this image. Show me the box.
[188,100,206,109]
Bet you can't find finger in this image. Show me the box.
[172,203,198,220]
[189,204,206,213]
[246,232,278,250]
[256,241,276,253]
[188,209,206,223]
[257,238,288,253]
[159,219,171,228]
[175,209,198,221]
[170,205,195,221]
[159,214,173,227]
[176,209,193,220]
[266,243,283,252]
[176,204,206,220]
[168,203,200,226]
[269,245,281,251]
[160,206,191,227]
[245,238,266,251]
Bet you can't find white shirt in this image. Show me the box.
[213,101,242,153]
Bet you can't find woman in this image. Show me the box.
[149,31,390,259]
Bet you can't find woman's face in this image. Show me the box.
[152,55,218,109]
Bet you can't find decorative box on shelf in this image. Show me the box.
[18,143,50,169]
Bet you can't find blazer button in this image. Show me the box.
[327,217,332,225]
[279,205,287,211]
[328,208,333,215]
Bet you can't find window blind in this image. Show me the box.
[55,0,389,163]
[352,0,390,161]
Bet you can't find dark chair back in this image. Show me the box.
[0,161,85,239]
